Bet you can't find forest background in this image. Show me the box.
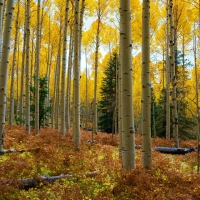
[3,0,200,137]
[1,0,200,199]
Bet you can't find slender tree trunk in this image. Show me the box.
[35,0,41,134]
[85,50,88,131]
[66,26,74,132]
[60,0,69,135]
[51,31,62,129]
[0,0,14,151]
[152,98,156,138]
[120,0,135,170]
[93,12,101,137]
[142,0,152,169]
[169,0,178,147]
[30,37,34,86]
[0,0,4,64]
[118,27,122,156]
[73,0,80,149]
[9,0,20,126]
[193,33,200,173]
[45,2,51,127]
[16,32,20,122]
[166,0,170,139]
[25,0,31,133]
[197,0,200,174]
[182,35,185,99]
[19,2,27,125]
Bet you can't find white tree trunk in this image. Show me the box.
[85,50,88,131]
[73,0,80,149]
[166,0,170,139]
[0,0,14,151]
[60,0,69,135]
[0,0,4,64]
[120,0,135,170]
[9,0,20,126]
[25,0,31,133]
[142,0,152,169]
[66,26,74,132]
[19,2,27,125]
[35,0,41,134]
[93,13,101,137]
[169,0,179,148]
[51,31,61,129]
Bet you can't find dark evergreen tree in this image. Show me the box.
[154,51,196,140]
[151,88,169,138]
[176,50,196,139]
[98,52,119,133]
[30,75,50,129]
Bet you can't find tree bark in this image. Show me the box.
[60,0,69,135]
[142,0,152,169]
[0,0,4,64]
[9,0,20,126]
[93,7,101,137]
[73,0,80,149]
[66,25,74,132]
[0,0,14,151]
[166,0,170,139]
[19,2,27,125]
[169,0,179,148]
[120,0,135,171]
[35,0,41,134]
[25,0,31,133]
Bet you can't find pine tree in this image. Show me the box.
[98,52,119,133]
[30,76,50,129]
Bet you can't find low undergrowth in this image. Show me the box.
[0,125,199,199]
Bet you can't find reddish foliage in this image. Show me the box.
[0,126,200,199]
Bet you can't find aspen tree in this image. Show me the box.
[85,49,88,131]
[120,0,135,170]
[51,31,62,129]
[118,13,122,156]
[0,0,4,63]
[35,0,41,134]
[92,0,108,139]
[73,0,80,149]
[93,4,101,137]
[66,25,74,131]
[60,0,69,135]
[16,31,20,122]
[169,0,179,147]
[19,2,27,125]
[45,2,51,127]
[142,0,152,169]
[25,0,31,133]
[193,33,200,173]
[195,0,200,174]
[9,0,20,126]
[0,0,14,151]
[166,0,170,139]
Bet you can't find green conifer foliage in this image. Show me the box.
[30,75,50,129]
[98,52,119,133]
[153,51,196,140]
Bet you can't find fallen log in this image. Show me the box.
[0,171,99,190]
[155,147,195,155]
[0,148,16,155]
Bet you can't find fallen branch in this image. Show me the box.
[0,148,16,155]
[0,171,100,190]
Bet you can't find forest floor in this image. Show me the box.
[0,125,200,200]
